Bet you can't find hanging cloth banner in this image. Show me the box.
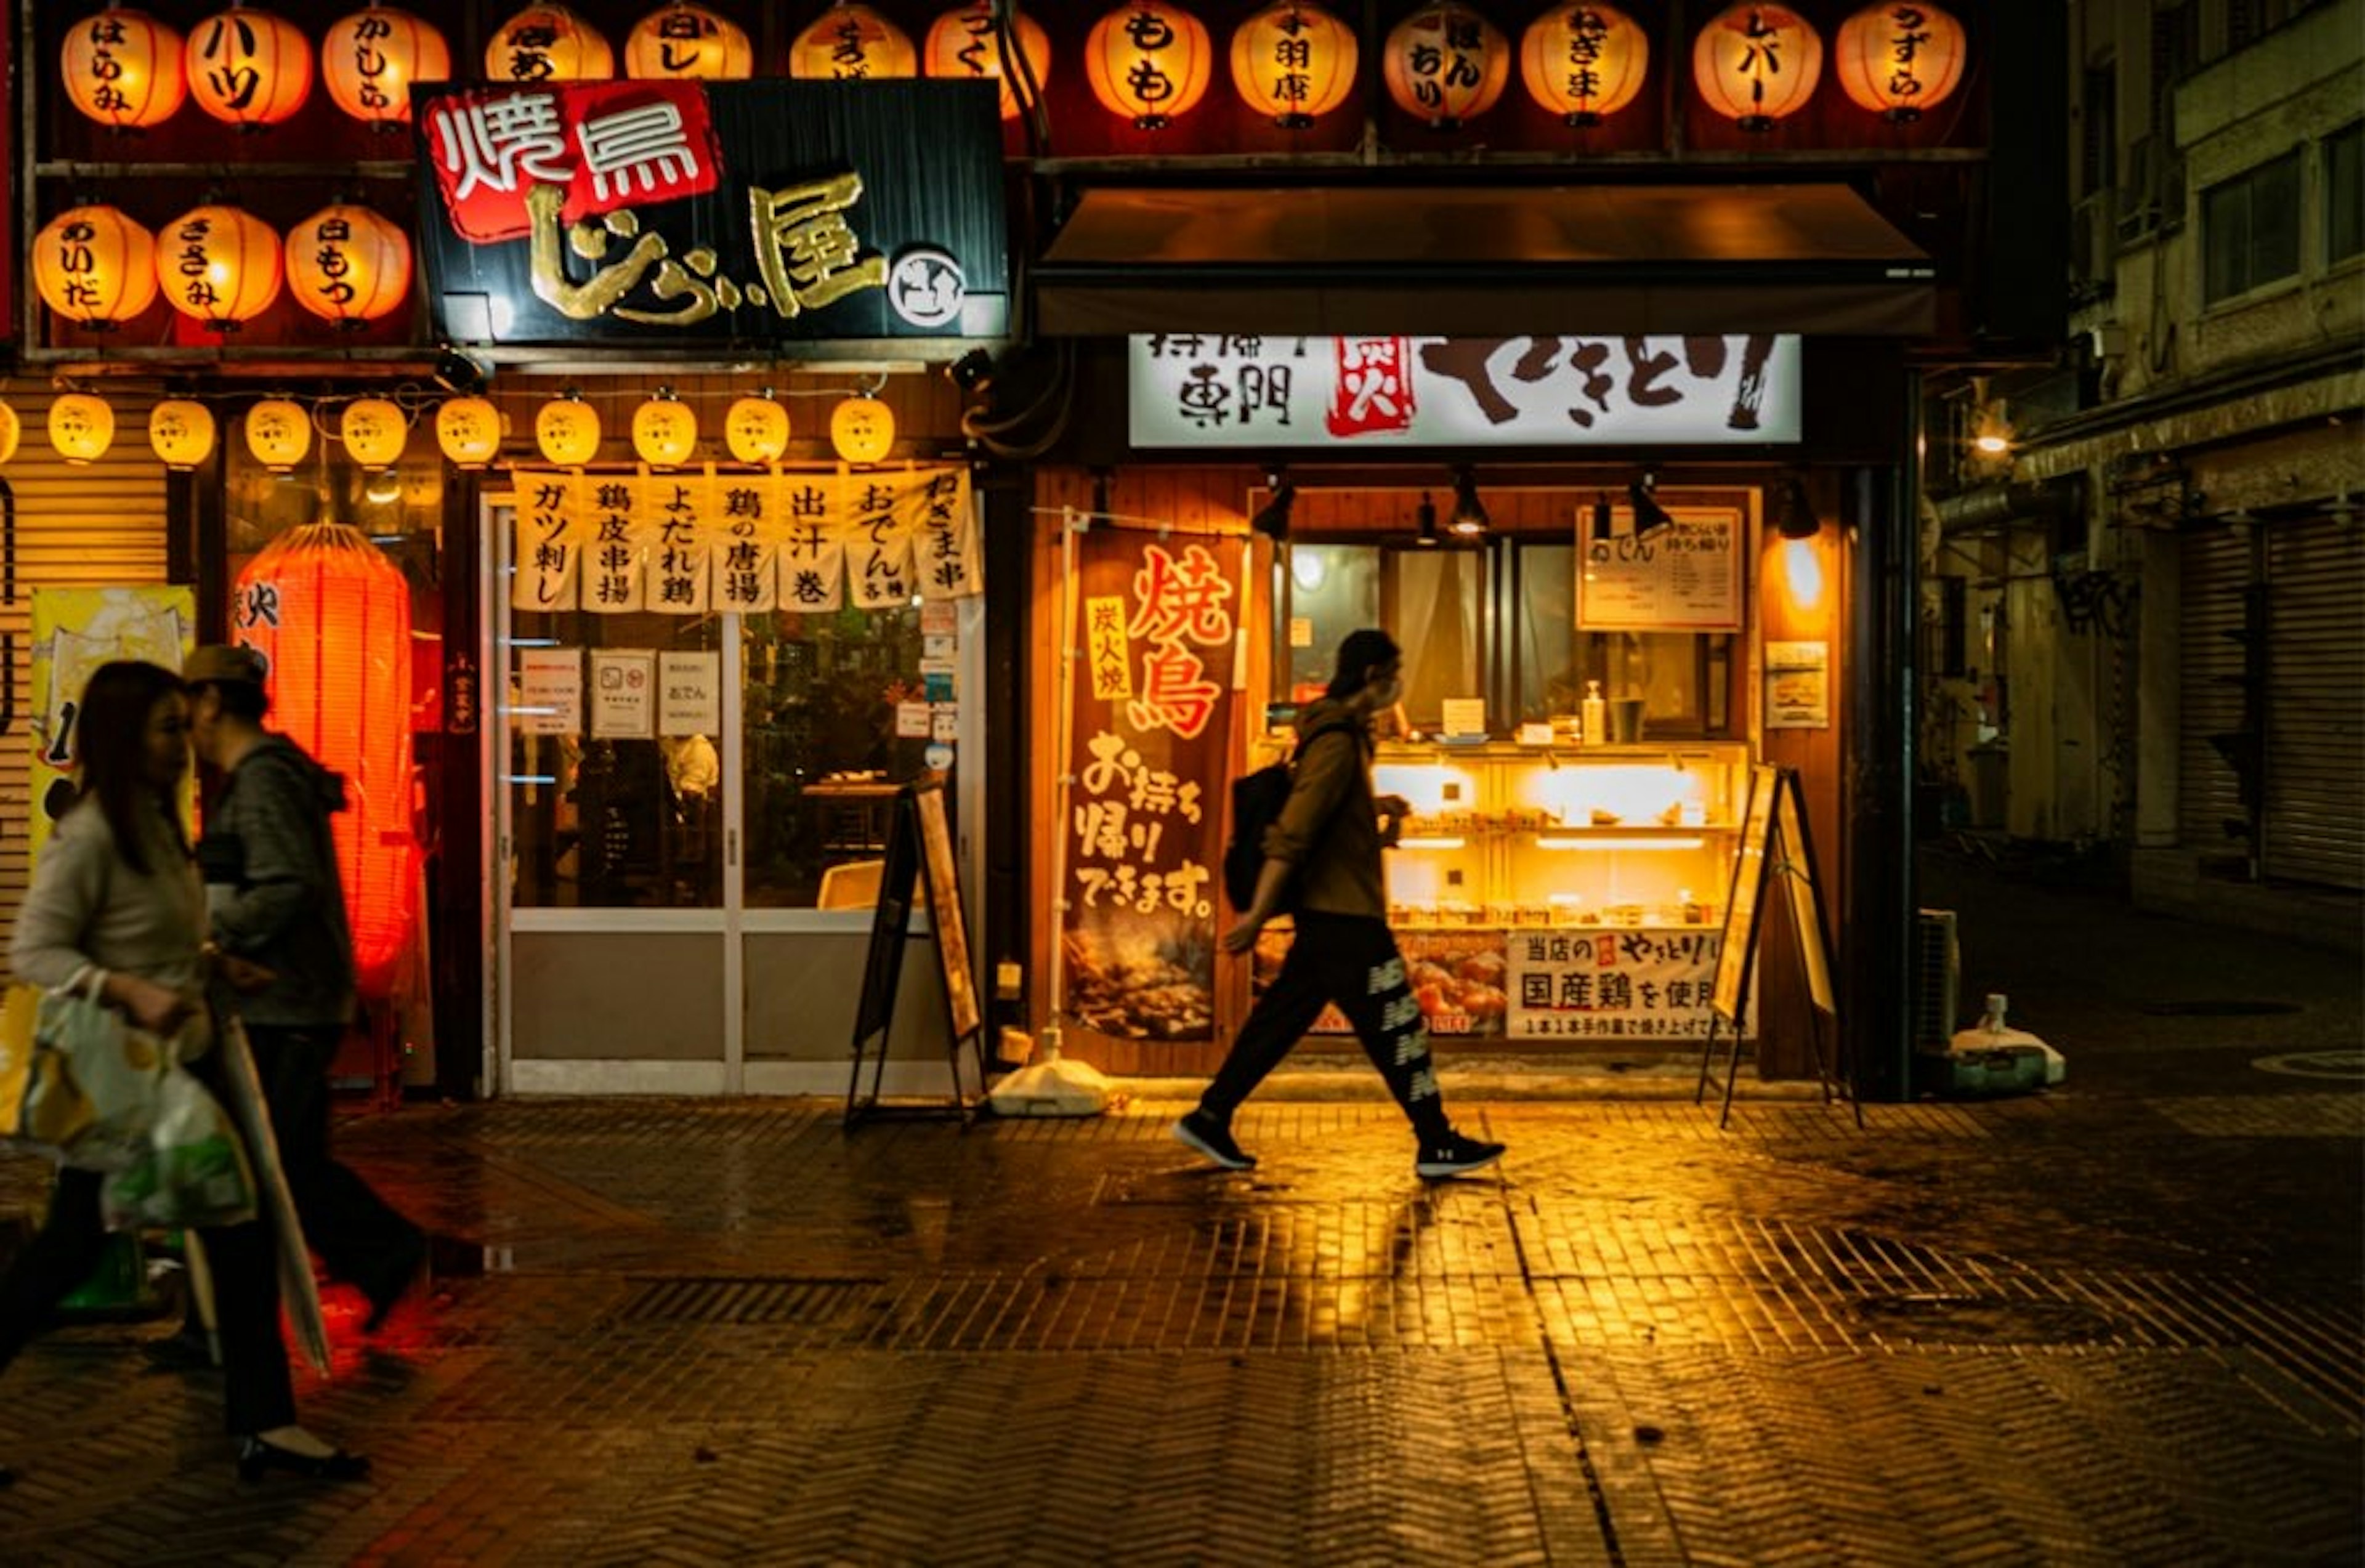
[507,466,976,613]
[1056,523,1247,1044]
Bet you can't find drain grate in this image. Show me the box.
[612,1277,879,1327]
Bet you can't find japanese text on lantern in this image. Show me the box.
[1071,729,1211,919]
[1123,543,1232,740]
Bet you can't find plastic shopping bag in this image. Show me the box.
[100,1064,256,1231]
[25,969,166,1171]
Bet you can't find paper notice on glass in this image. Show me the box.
[657,650,720,736]
[1441,697,1487,737]
[896,701,932,738]
[1765,640,1830,729]
[517,648,582,735]
[920,600,957,636]
[1289,616,1314,648]
[589,650,655,738]
[931,703,959,742]
[924,632,956,661]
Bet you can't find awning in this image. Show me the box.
[1034,184,1936,338]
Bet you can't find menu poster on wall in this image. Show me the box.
[517,648,583,735]
[589,650,655,739]
[1506,928,1726,1041]
[657,651,721,735]
[1765,641,1830,729]
[1577,506,1744,632]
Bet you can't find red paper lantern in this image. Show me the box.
[322,4,452,127]
[284,203,413,327]
[1229,1,1357,129]
[1085,1,1215,129]
[1383,3,1510,129]
[487,4,614,83]
[790,3,918,80]
[62,9,188,130]
[232,522,418,999]
[187,6,313,129]
[160,204,283,331]
[1834,2,1966,123]
[33,205,160,331]
[923,2,1052,121]
[1519,4,1649,127]
[1692,4,1822,132]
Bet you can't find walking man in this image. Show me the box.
[184,644,427,1332]
[1172,628,1506,1179]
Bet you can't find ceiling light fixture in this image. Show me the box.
[1415,491,1439,547]
[1450,466,1488,536]
[1251,468,1296,540]
[1630,472,1675,539]
[1776,475,1821,541]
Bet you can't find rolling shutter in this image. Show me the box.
[2263,515,2365,888]
[2176,520,2251,859]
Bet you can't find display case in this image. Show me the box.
[1251,740,1752,1045]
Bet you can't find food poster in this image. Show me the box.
[1506,927,1726,1041]
[1057,527,1246,1042]
[29,586,196,866]
[1251,927,1510,1039]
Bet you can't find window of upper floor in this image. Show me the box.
[2327,121,2364,268]
[2202,148,2303,303]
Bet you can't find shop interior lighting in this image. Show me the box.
[1415,491,1439,547]
[1776,476,1820,541]
[1630,473,1675,539]
[1251,469,1295,540]
[1591,493,1615,543]
[1395,836,1468,851]
[1450,466,1489,536]
[1535,835,1706,851]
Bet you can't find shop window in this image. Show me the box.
[1274,543,1381,701]
[2327,121,2364,265]
[2202,150,2303,302]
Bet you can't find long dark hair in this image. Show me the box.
[75,660,187,876]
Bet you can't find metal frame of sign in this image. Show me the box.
[845,774,985,1127]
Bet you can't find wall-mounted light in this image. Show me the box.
[1252,469,1295,540]
[1776,476,1820,540]
[1450,466,1488,536]
[947,347,996,393]
[1415,491,1439,547]
[1630,473,1674,538]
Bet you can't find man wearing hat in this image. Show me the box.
[184,644,427,1334]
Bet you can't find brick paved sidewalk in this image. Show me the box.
[0,1080,2357,1567]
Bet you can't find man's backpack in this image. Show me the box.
[1222,719,1363,914]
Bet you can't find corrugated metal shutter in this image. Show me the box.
[0,403,172,982]
[2264,515,2365,889]
[2177,521,2251,857]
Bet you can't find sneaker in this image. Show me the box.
[1170,1109,1256,1171]
[1415,1132,1506,1179]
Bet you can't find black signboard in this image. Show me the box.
[845,775,985,1126]
[416,79,1009,350]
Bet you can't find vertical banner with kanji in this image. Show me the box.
[1057,527,1246,1043]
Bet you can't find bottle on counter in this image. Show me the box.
[1582,679,1607,746]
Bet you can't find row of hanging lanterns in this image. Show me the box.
[33,201,411,332]
[63,4,1967,135]
[0,389,901,471]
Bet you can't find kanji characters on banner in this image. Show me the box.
[507,465,977,613]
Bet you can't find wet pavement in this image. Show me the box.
[0,855,2358,1566]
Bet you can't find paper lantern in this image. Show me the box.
[1085,1,1213,128]
[49,395,117,465]
[790,2,917,79]
[0,404,20,467]
[536,397,602,464]
[1520,4,1649,127]
[341,398,408,467]
[724,394,790,463]
[626,2,753,79]
[232,522,418,998]
[62,9,188,130]
[323,5,451,127]
[1383,3,1509,128]
[187,6,312,129]
[487,4,613,83]
[830,396,895,465]
[159,204,283,331]
[149,400,217,471]
[1835,2,1965,122]
[633,395,698,467]
[1229,1,1356,127]
[1692,4,1822,131]
[436,397,503,467]
[923,2,1052,120]
[285,203,412,328]
[244,398,312,472]
[33,205,160,331]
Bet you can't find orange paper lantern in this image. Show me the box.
[625,2,754,80]
[791,3,918,79]
[1692,4,1822,131]
[1834,2,1965,123]
[1520,4,1649,127]
[160,204,283,331]
[323,5,451,127]
[33,205,160,331]
[830,396,895,465]
[724,394,790,463]
[232,522,419,998]
[49,395,116,464]
[1085,1,1214,129]
[487,4,614,83]
[437,397,504,467]
[631,395,698,467]
[62,9,188,130]
[285,203,413,328]
[245,398,312,472]
[536,397,602,464]
[341,398,409,467]
[1383,3,1510,129]
[0,404,21,467]
[150,400,218,471]
[187,6,313,129]
[923,2,1052,120]
[1229,1,1357,128]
